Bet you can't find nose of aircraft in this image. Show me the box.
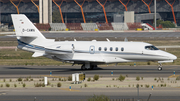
[164,51,177,60]
[169,54,177,60]
[159,50,177,60]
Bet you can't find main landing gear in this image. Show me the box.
[81,64,85,70]
[158,63,162,71]
[81,63,97,70]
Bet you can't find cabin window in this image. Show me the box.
[104,47,107,51]
[145,46,159,50]
[121,47,124,51]
[115,47,118,51]
[72,44,74,49]
[99,47,101,51]
[110,47,113,51]
[56,46,61,48]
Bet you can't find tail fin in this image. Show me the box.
[11,14,45,39]
[11,14,51,46]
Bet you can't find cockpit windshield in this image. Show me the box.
[145,46,159,50]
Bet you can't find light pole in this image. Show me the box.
[137,84,139,101]
[0,2,1,24]
[154,0,156,30]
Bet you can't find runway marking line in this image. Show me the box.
[166,67,178,70]
[41,75,66,78]
[0,93,6,96]
[60,88,80,92]
[168,75,179,78]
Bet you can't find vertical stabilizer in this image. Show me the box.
[11,14,46,39]
[11,14,53,47]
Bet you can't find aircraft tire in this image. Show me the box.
[158,67,162,71]
[90,65,94,70]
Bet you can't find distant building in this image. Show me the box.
[0,0,180,26]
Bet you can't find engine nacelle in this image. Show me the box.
[45,43,73,54]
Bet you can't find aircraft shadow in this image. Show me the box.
[5,66,157,71]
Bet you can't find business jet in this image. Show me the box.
[11,14,177,71]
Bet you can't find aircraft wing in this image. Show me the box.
[62,59,106,64]
[63,57,129,64]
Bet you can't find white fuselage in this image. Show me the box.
[17,40,177,65]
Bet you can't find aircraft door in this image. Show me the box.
[89,45,95,54]
[72,44,75,53]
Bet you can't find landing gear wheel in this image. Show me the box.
[158,63,162,71]
[158,67,162,71]
[81,64,85,70]
[90,65,97,70]
[90,66,94,70]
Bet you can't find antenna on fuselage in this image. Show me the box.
[124,37,128,42]
[106,38,110,42]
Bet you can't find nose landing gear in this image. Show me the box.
[158,63,162,71]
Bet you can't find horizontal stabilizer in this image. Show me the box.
[32,52,46,57]
[16,35,37,38]
[6,35,37,38]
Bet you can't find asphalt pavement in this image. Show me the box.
[0,88,180,101]
[43,32,180,38]
[1,32,180,41]
[1,31,180,101]
[0,65,179,78]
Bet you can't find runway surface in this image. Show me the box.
[0,64,179,101]
[43,32,180,38]
[1,32,180,101]
[0,87,180,101]
[1,32,180,40]
[0,65,179,78]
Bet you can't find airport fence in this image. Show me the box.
[6,22,180,32]
[110,99,141,101]
[35,22,146,31]
[50,23,66,31]
[96,23,114,30]
[162,28,180,30]
[108,98,145,101]
[35,23,50,31]
[0,24,9,31]
[83,98,145,101]
[81,23,99,31]
[111,23,128,31]
[127,23,142,30]
[66,23,83,30]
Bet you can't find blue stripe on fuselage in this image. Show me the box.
[17,39,45,51]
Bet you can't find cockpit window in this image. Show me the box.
[145,46,159,50]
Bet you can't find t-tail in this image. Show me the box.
[11,14,54,57]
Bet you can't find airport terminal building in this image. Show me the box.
[0,0,180,26]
